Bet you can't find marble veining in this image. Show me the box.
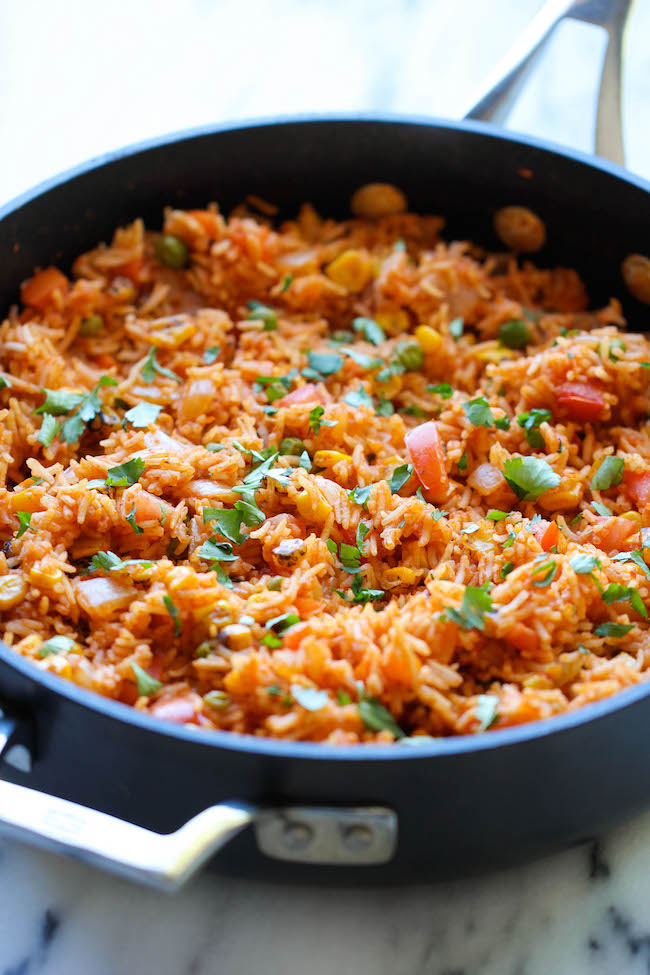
[2,804,650,974]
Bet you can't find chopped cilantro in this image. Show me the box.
[487,510,510,521]
[594,621,635,637]
[203,345,221,364]
[427,383,454,399]
[376,396,395,417]
[306,350,343,377]
[531,559,557,587]
[140,347,182,384]
[611,550,650,580]
[476,695,499,731]
[591,456,624,491]
[38,635,76,658]
[280,274,293,293]
[446,585,493,631]
[131,662,163,697]
[388,463,413,493]
[203,508,245,544]
[517,408,551,449]
[124,402,162,428]
[247,300,277,330]
[291,684,329,712]
[500,561,515,579]
[356,522,370,551]
[358,697,404,737]
[463,396,509,430]
[458,452,468,472]
[195,539,237,564]
[503,531,516,548]
[344,387,374,410]
[89,551,154,572]
[570,553,601,575]
[592,501,613,517]
[308,405,335,434]
[234,498,265,527]
[348,484,371,509]
[37,413,58,448]
[34,389,83,416]
[340,347,382,370]
[16,511,32,538]
[125,508,143,535]
[449,317,464,340]
[106,457,146,488]
[601,584,648,619]
[352,317,385,346]
[163,594,182,636]
[502,457,560,501]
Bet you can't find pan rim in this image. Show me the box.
[1,112,649,763]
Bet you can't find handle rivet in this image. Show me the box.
[342,824,374,851]
[282,821,313,851]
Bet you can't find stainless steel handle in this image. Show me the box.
[0,708,397,890]
[463,0,634,166]
[0,778,254,892]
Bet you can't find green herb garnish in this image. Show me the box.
[446,585,493,631]
[517,409,551,449]
[106,457,146,488]
[247,300,277,330]
[124,402,162,428]
[352,317,385,346]
[131,662,163,696]
[163,594,182,636]
[141,347,182,384]
[591,456,624,491]
[499,319,531,349]
[502,457,560,501]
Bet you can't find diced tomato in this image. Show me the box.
[589,516,637,553]
[556,382,606,423]
[404,421,449,501]
[626,471,650,508]
[529,519,559,551]
[279,384,324,407]
[150,697,197,724]
[115,258,150,285]
[21,267,69,311]
[282,622,310,649]
[505,621,540,656]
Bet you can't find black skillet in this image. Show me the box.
[0,5,649,892]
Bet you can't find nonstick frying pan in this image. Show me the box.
[1,0,649,890]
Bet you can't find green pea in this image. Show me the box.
[279,437,306,456]
[79,314,103,336]
[395,340,424,371]
[155,234,189,269]
[499,318,531,349]
[203,690,230,710]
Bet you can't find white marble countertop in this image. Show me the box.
[1,0,650,972]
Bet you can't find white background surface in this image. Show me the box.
[1,2,650,973]
[0,0,649,208]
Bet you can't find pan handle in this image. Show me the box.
[463,0,632,166]
[0,713,397,890]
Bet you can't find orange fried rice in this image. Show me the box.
[2,185,650,744]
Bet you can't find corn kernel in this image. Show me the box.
[475,345,517,363]
[415,325,442,354]
[295,489,332,524]
[313,450,351,468]
[375,309,410,336]
[325,251,373,292]
[219,624,252,651]
[373,373,402,399]
[384,567,418,587]
[0,573,27,611]
[10,488,43,513]
[621,511,642,526]
[143,321,196,349]
[29,565,63,588]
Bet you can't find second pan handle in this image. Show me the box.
[463,0,634,167]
